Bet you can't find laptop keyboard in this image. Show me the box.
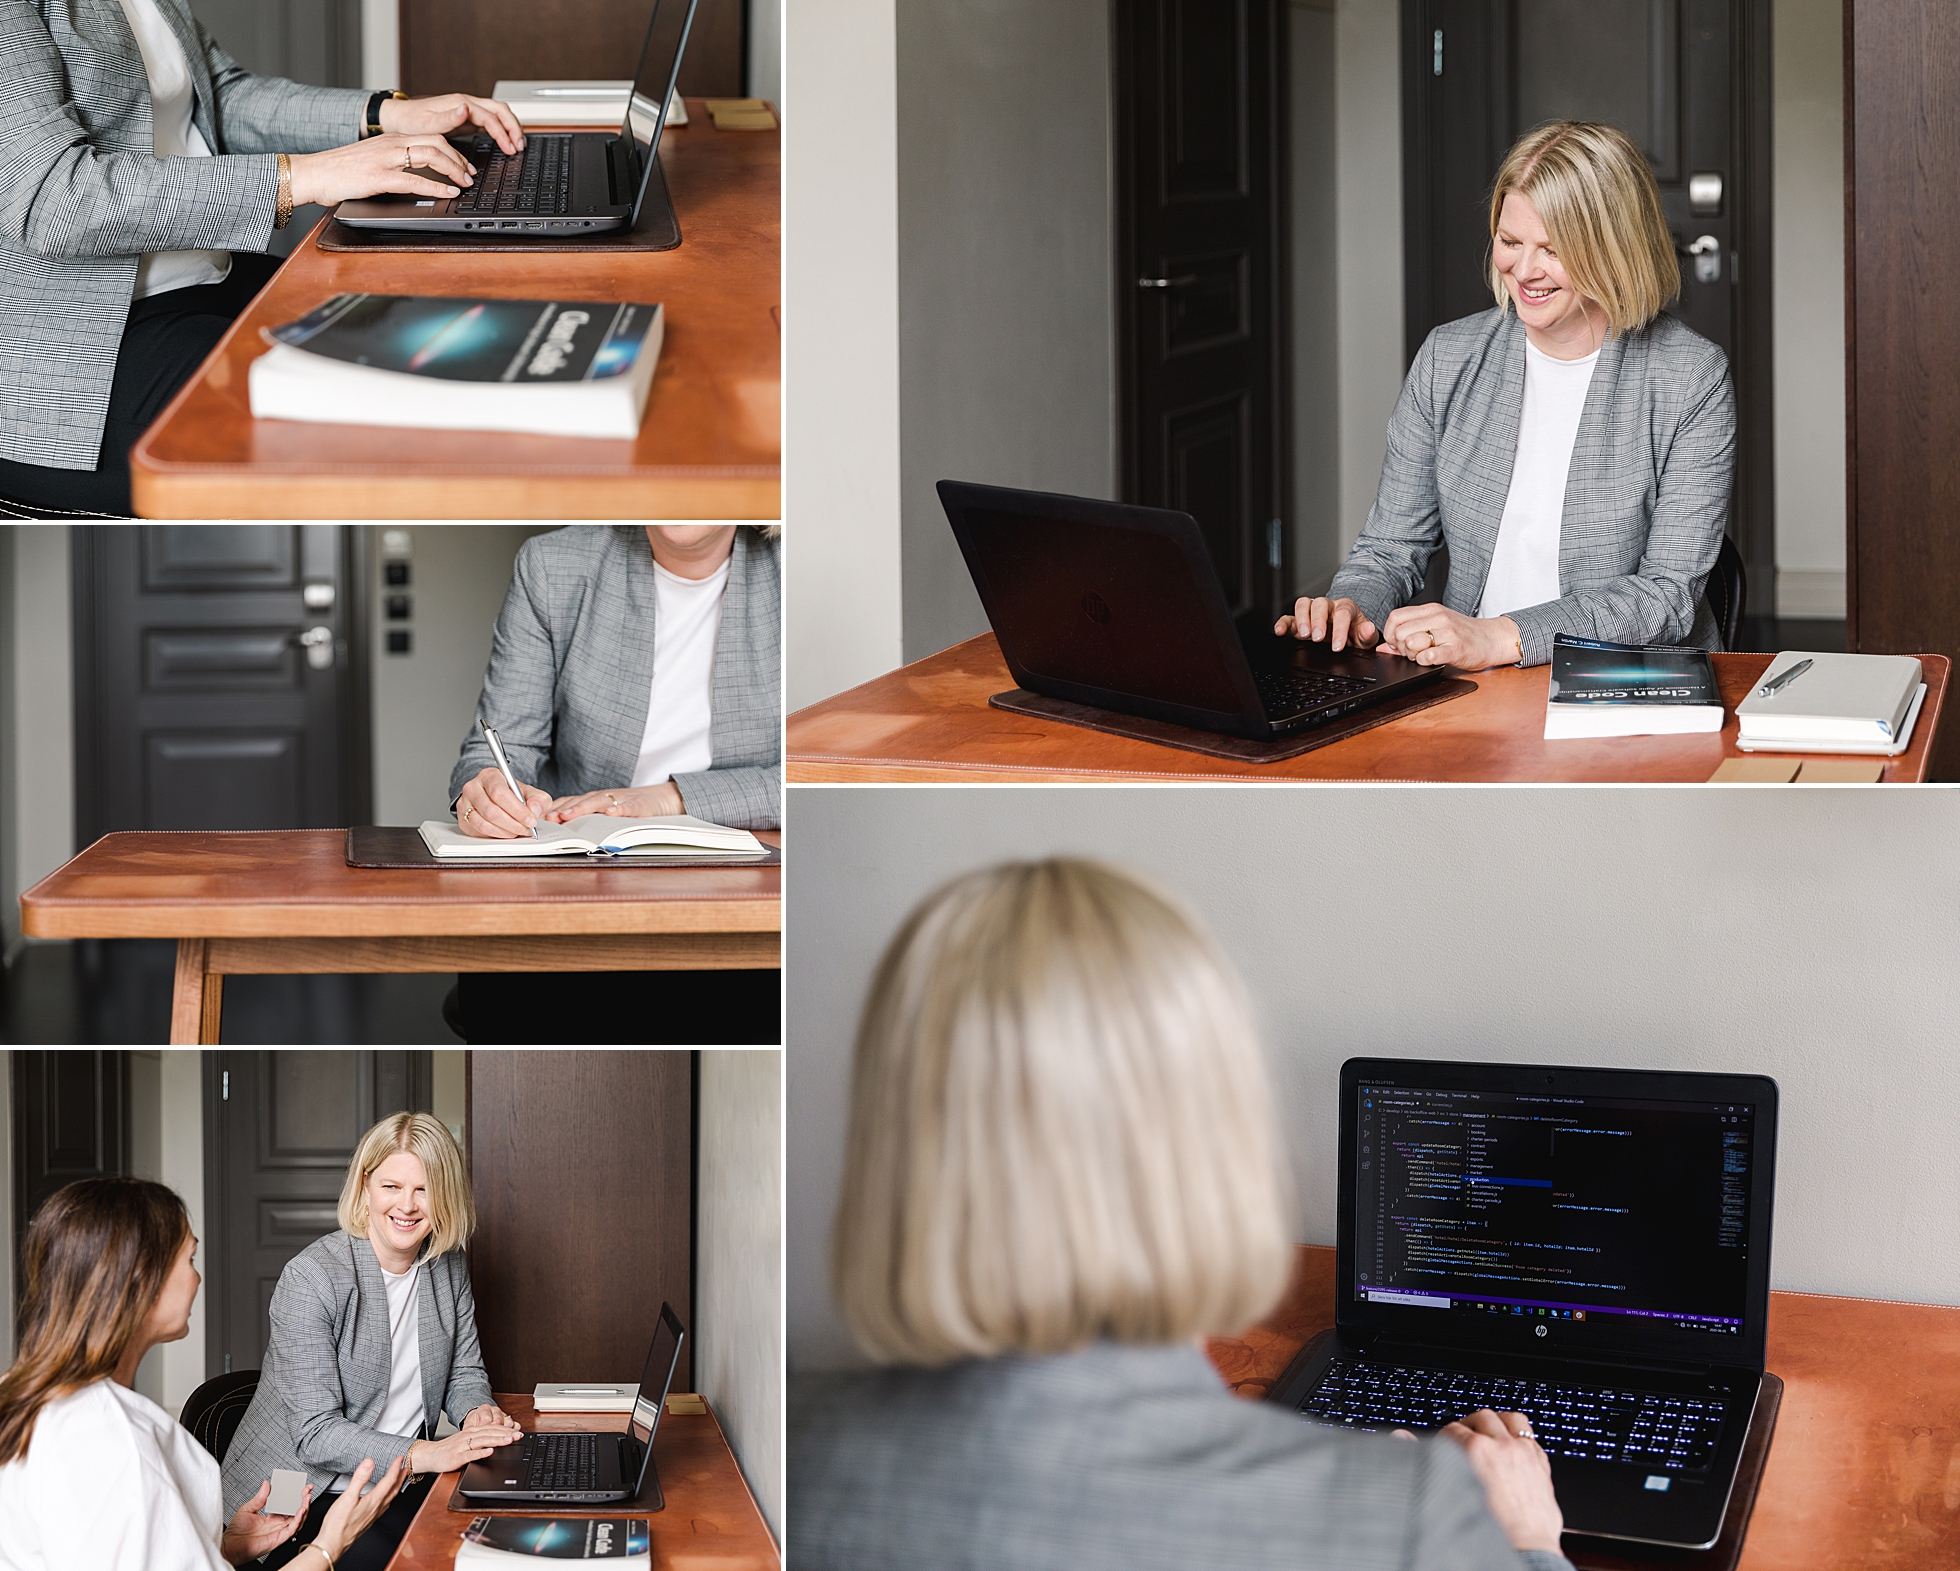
[525,1432,601,1489]
[1297,1360,1726,1473]
[453,134,574,216]
[1254,668,1373,718]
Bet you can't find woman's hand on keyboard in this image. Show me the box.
[1440,1408,1565,1555]
[1274,596,1381,653]
[408,1414,524,1476]
[381,93,526,157]
[288,134,479,207]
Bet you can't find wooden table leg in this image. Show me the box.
[170,939,223,1045]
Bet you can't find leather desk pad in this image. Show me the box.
[987,677,1477,763]
[346,826,781,870]
[317,157,681,253]
[1565,1373,1783,1571]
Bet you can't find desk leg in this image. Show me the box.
[170,939,224,1045]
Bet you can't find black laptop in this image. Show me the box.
[1269,1059,1778,1551]
[458,1302,685,1506]
[334,0,697,237]
[937,481,1445,742]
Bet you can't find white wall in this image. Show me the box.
[368,524,553,825]
[783,0,902,710]
[893,0,1118,663]
[3,526,73,960]
[749,0,781,108]
[697,1050,784,1540]
[130,1052,168,1406]
[0,1051,11,1365]
[788,786,1960,1368]
[159,1050,207,1417]
[360,0,398,89]
[1772,0,1846,619]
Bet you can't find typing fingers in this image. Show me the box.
[398,136,476,188]
[469,95,525,154]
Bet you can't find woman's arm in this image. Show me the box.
[671,764,781,832]
[262,1258,421,1478]
[1505,353,1734,666]
[438,1255,499,1424]
[451,543,562,808]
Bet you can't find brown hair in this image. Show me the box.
[0,1178,190,1464]
[1488,120,1680,336]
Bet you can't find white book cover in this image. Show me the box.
[491,81,687,127]
[533,1381,640,1412]
[1735,652,1921,743]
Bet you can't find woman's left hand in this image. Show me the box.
[220,1477,312,1565]
[543,783,685,823]
[1379,606,1522,669]
[463,1403,525,1438]
[380,93,524,156]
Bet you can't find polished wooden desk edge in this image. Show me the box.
[20,901,784,939]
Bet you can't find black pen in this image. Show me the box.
[1756,658,1813,699]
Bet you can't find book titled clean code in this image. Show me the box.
[1543,634,1723,740]
[249,294,663,439]
[457,1517,649,1564]
[418,813,765,859]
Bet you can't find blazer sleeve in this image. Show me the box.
[263,1256,420,1477]
[671,763,779,831]
[1506,347,1735,666]
[1406,1439,1576,1571]
[1324,331,1447,629]
[451,542,562,804]
[197,19,369,155]
[439,1256,498,1422]
[0,5,279,257]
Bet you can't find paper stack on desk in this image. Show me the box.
[491,80,687,127]
[533,1382,639,1413]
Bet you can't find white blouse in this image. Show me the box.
[112,0,231,297]
[1478,337,1600,621]
[0,1379,228,1571]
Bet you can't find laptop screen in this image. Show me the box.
[627,1303,686,1492]
[1339,1061,1775,1364]
[621,0,700,203]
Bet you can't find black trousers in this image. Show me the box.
[0,252,282,517]
[259,1472,434,1571]
[454,967,782,1044]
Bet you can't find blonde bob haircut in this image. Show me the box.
[338,1112,475,1257]
[1488,120,1680,337]
[832,858,1295,1366]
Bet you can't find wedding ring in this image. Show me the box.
[462,804,473,823]
[403,145,414,170]
[1515,1423,1536,1441]
[607,793,618,805]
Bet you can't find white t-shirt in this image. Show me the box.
[631,557,729,789]
[1477,337,1601,621]
[114,0,232,298]
[0,1379,228,1571]
[332,1261,425,1491]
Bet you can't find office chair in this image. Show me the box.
[1705,534,1746,651]
[180,1369,260,1463]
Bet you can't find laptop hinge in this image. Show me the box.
[1365,1332,1720,1381]
[608,136,635,207]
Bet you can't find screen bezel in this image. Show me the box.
[626,1301,686,1492]
[616,0,702,219]
[1336,1057,1776,1369]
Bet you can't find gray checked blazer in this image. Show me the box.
[790,1343,1574,1571]
[219,1231,495,1515]
[1327,307,1734,666]
[449,526,782,831]
[0,0,369,469]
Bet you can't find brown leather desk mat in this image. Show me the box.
[316,153,680,252]
[987,678,1476,762]
[391,1396,778,1570]
[1208,1246,1960,1571]
[127,104,779,520]
[346,825,781,870]
[788,634,1948,783]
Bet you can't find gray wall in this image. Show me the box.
[788,786,1960,1369]
[894,0,1118,663]
[697,1049,784,1540]
[1,526,74,962]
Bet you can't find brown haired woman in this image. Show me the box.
[1279,120,1734,669]
[0,1177,407,1571]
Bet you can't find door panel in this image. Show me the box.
[10,1052,129,1264]
[204,1052,433,1378]
[1119,0,1285,626]
[400,0,746,101]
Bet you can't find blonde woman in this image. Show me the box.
[789,859,1574,1571]
[0,1177,407,1571]
[1281,120,1732,668]
[222,1114,520,1571]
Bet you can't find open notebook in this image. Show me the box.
[419,813,766,859]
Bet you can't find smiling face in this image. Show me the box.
[1492,191,1602,355]
[365,1151,433,1268]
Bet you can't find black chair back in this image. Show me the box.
[181,1369,260,1463]
[1706,534,1746,651]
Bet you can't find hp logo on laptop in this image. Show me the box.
[1081,591,1112,625]
[1534,1323,1548,1338]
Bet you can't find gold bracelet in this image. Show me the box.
[301,1544,336,1571]
[274,152,294,230]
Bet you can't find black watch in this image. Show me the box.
[364,89,404,138]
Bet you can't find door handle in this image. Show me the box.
[296,625,335,670]
[1138,275,1196,289]
[1678,234,1722,284]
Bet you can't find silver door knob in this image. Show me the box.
[1137,275,1196,289]
[297,625,335,670]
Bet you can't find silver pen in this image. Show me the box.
[1756,658,1813,699]
[478,718,538,837]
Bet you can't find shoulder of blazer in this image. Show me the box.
[1617,312,1731,396]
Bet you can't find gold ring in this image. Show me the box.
[607,793,617,806]
[462,804,473,823]
[404,145,414,171]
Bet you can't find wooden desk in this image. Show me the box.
[17,829,780,1044]
[787,635,1949,783]
[1208,1245,1960,1571]
[385,1393,779,1571]
[129,104,779,519]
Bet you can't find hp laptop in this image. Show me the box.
[335,0,697,236]
[937,481,1445,742]
[1269,1059,1778,1551]
[458,1302,685,1506]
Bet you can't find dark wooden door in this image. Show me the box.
[401,0,745,101]
[203,1051,434,1378]
[72,526,371,851]
[1401,0,1772,595]
[11,1051,129,1283]
[467,1051,694,1392]
[1116,0,1287,627]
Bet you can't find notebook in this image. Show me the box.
[1734,651,1923,754]
[418,813,765,859]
